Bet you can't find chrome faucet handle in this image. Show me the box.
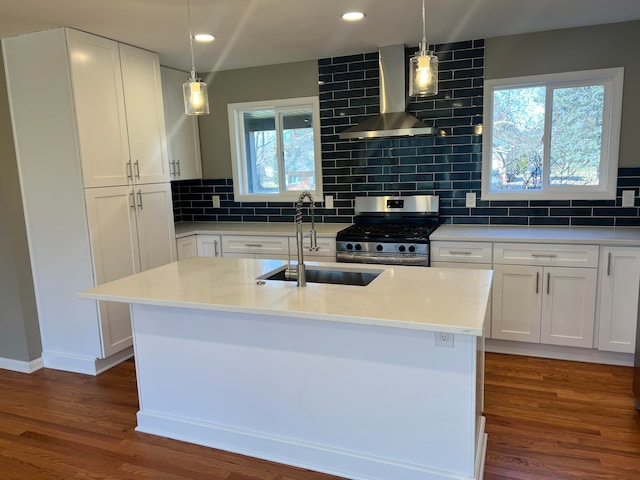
[308,228,320,252]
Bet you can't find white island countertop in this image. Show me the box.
[79,257,492,336]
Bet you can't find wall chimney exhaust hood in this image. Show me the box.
[339,45,444,140]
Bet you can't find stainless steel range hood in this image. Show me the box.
[339,44,444,140]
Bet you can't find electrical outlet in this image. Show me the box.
[622,190,635,207]
[325,195,334,209]
[435,332,454,348]
[465,192,476,208]
[211,195,221,208]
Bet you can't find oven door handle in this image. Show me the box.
[336,251,429,266]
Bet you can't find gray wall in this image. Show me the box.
[485,20,640,168]
[0,47,41,362]
[198,60,318,178]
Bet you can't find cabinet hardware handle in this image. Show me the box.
[214,240,219,256]
[169,160,175,176]
[129,192,135,209]
[547,272,550,295]
[449,250,473,255]
[126,161,133,181]
[607,252,612,276]
[137,190,143,209]
[531,253,557,258]
[245,244,262,247]
[176,160,181,176]
[134,160,140,180]
[536,272,539,293]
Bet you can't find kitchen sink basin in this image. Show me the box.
[259,266,381,286]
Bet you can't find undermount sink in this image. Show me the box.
[259,266,381,286]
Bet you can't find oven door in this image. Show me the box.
[336,251,429,266]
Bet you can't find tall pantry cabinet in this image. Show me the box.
[2,28,176,374]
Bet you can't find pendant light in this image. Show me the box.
[409,0,438,97]
[183,0,210,115]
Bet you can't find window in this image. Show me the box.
[228,97,323,202]
[482,68,624,200]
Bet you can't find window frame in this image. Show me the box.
[228,96,323,202]
[481,68,624,201]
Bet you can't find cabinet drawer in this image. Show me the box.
[288,236,336,258]
[493,243,598,268]
[222,235,289,256]
[430,241,492,264]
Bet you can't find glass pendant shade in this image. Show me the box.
[409,51,438,97]
[183,78,210,115]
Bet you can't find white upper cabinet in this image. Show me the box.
[67,30,130,187]
[119,44,170,184]
[67,29,169,187]
[160,66,203,180]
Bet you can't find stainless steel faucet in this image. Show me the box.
[286,191,319,287]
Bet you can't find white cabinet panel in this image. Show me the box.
[541,267,597,348]
[494,243,598,268]
[598,247,640,353]
[135,184,177,270]
[197,235,222,257]
[66,29,130,188]
[492,265,542,343]
[119,44,170,185]
[222,235,289,258]
[431,241,492,264]
[160,66,202,180]
[177,236,197,260]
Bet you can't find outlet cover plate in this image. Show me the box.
[465,192,476,208]
[622,190,635,207]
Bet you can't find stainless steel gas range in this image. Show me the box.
[336,195,439,266]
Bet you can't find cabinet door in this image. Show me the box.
[176,236,198,260]
[67,29,130,187]
[598,247,640,353]
[84,186,138,357]
[119,44,170,184]
[492,264,542,343]
[541,267,597,348]
[160,66,202,180]
[134,183,177,271]
[196,235,222,257]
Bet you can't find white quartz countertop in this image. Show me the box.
[431,224,640,245]
[175,221,347,238]
[79,257,492,336]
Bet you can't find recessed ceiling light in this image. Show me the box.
[194,33,215,42]
[341,12,365,21]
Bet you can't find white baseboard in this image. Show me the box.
[136,411,485,480]
[486,339,634,366]
[0,356,44,373]
[42,347,134,375]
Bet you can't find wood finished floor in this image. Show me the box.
[0,353,639,479]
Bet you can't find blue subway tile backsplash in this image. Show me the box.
[172,39,640,227]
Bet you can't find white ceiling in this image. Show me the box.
[2,0,640,73]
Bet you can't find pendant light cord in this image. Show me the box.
[421,0,427,53]
[187,0,196,77]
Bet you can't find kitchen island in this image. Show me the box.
[79,257,492,480]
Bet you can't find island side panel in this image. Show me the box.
[131,304,482,480]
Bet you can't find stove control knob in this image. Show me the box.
[376,244,383,252]
[355,243,362,251]
[398,245,406,252]
[408,245,416,253]
[346,243,353,250]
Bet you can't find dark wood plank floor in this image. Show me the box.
[1,353,639,479]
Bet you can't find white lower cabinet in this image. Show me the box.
[85,184,176,357]
[221,235,289,259]
[492,243,598,348]
[597,247,640,353]
[288,236,337,262]
[176,235,197,260]
[197,235,222,257]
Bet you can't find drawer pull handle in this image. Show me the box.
[531,253,557,258]
[449,250,473,255]
[607,252,612,276]
[245,244,262,247]
[536,272,539,294]
[547,272,550,295]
